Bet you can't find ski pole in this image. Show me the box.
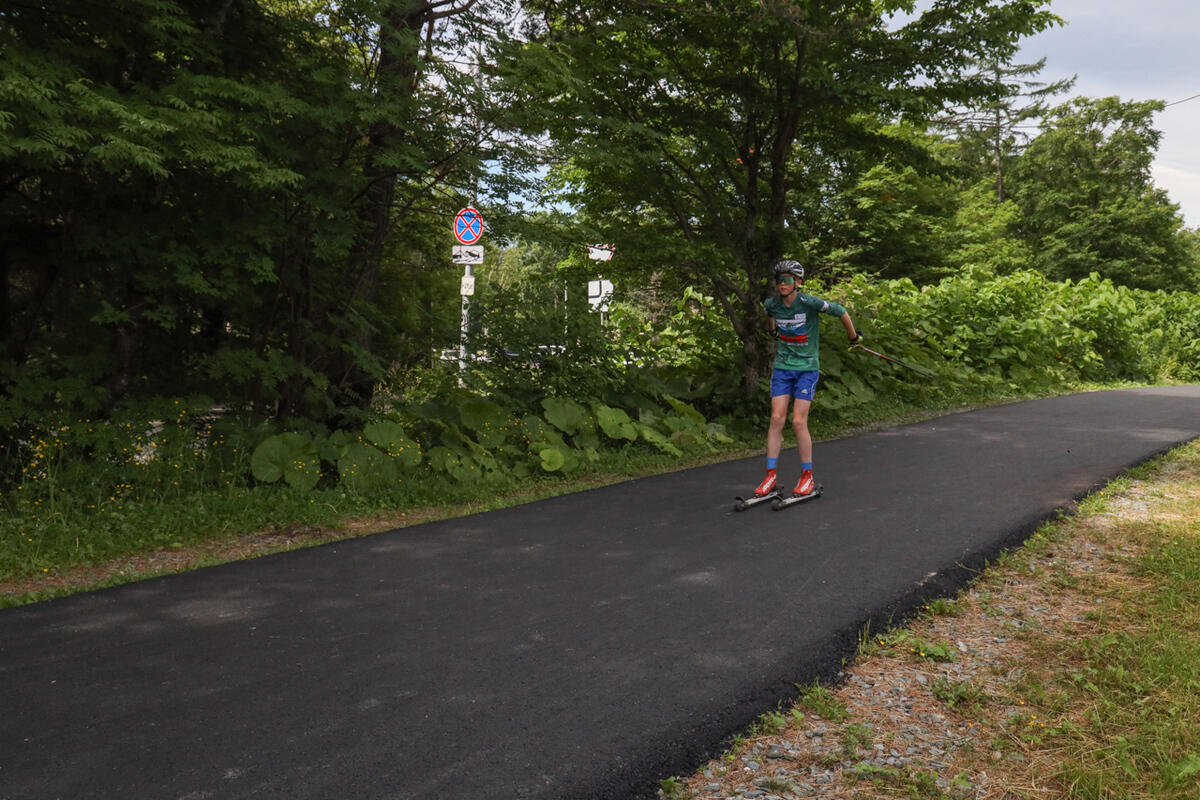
[850,343,936,378]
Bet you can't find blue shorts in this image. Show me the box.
[770,369,819,401]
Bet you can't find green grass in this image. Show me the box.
[848,762,959,799]
[796,681,850,722]
[960,440,1200,798]
[930,675,989,711]
[1046,455,1200,798]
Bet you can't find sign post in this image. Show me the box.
[453,208,484,381]
[587,245,615,324]
[586,244,615,262]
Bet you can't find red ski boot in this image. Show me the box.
[734,470,780,511]
[773,470,823,509]
[793,469,816,497]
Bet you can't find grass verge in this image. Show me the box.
[664,438,1200,799]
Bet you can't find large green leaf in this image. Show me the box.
[541,397,590,434]
[251,436,289,484]
[250,432,320,491]
[337,441,396,492]
[427,445,482,482]
[539,447,566,471]
[519,414,550,449]
[662,395,705,425]
[636,423,682,456]
[595,404,638,441]
[459,398,514,448]
[319,429,355,464]
[364,420,421,469]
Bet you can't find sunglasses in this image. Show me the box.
[776,276,796,285]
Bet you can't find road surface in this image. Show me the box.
[2,386,1197,799]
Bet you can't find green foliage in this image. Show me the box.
[931,676,989,709]
[0,380,748,581]
[938,55,1075,206]
[251,433,322,491]
[796,682,850,723]
[887,630,957,663]
[945,180,1033,274]
[500,0,1061,396]
[364,421,423,469]
[657,776,687,799]
[1010,96,1197,291]
[595,405,637,441]
[542,397,591,436]
[802,266,1200,428]
[825,156,957,283]
[0,0,525,426]
[607,285,746,410]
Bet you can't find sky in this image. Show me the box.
[1015,0,1200,227]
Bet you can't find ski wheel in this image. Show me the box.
[771,497,783,511]
[734,498,747,512]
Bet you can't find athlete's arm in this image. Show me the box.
[840,312,860,342]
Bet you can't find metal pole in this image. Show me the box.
[458,45,483,387]
[458,264,473,386]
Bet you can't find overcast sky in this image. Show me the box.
[1016,0,1200,227]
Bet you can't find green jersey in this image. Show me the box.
[763,293,847,371]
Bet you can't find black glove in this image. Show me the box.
[849,329,864,345]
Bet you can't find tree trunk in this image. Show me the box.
[101,314,145,411]
[717,274,773,402]
[328,2,467,416]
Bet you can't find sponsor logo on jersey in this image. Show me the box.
[779,312,808,343]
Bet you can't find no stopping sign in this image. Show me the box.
[453,207,484,245]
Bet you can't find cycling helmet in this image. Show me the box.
[772,259,804,281]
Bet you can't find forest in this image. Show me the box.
[3,1,1199,583]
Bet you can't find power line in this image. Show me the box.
[1165,92,1200,108]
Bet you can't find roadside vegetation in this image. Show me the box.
[4,267,1197,607]
[662,439,1200,800]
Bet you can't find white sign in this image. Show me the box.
[460,274,476,297]
[586,244,615,261]
[588,278,614,309]
[452,245,484,264]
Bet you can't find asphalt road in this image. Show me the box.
[2,386,1198,800]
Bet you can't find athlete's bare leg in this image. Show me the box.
[766,393,791,459]
[792,397,812,463]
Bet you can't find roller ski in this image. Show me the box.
[772,471,823,510]
[734,471,782,511]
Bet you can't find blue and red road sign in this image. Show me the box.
[454,207,484,245]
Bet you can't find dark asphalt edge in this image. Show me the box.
[602,434,1200,800]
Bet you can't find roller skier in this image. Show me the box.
[734,259,862,511]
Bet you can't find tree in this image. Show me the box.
[1,0,524,424]
[1,0,314,416]
[944,179,1032,274]
[1009,96,1198,290]
[939,57,1073,203]
[819,125,958,284]
[499,0,1060,397]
